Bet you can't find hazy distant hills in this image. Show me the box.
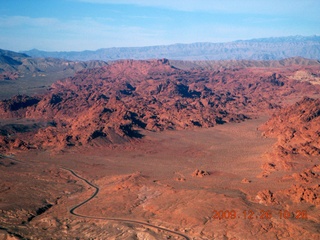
[170,57,320,70]
[22,36,320,61]
[0,49,107,74]
[0,49,108,99]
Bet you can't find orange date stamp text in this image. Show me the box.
[212,209,308,220]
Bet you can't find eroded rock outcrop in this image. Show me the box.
[260,97,320,158]
[286,184,320,205]
[0,59,319,152]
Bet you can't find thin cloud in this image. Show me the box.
[73,0,319,16]
[0,16,59,27]
[0,15,164,51]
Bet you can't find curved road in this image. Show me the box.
[63,167,191,240]
[0,155,190,239]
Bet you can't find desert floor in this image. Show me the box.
[1,116,319,239]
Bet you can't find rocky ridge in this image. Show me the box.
[260,97,320,157]
[0,59,319,152]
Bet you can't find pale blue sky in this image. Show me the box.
[0,0,319,51]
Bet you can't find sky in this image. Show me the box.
[0,0,319,51]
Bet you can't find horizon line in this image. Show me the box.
[17,34,320,53]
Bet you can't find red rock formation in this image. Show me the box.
[0,71,19,80]
[293,167,320,183]
[192,169,210,177]
[255,190,278,205]
[0,95,40,118]
[241,178,251,183]
[260,97,320,158]
[0,59,319,152]
[286,184,320,205]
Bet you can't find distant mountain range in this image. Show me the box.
[22,35,320,61]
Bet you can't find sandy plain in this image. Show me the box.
[1,116,319,239]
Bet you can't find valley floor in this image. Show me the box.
[1,117,319,239]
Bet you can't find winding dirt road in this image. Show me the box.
[0,155,190,239]
[63,167,191,240]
